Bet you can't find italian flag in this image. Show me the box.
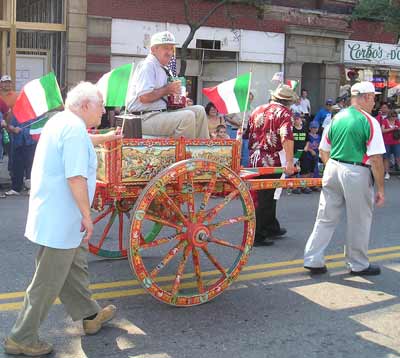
[13,72,63,123]
[29,115,49,141]
[97,63,134,107]
[202,73,251,114]
[286,80,299,91]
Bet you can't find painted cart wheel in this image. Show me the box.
[89,199,133,258]
[128,159,255,306]
[90,199,163,259]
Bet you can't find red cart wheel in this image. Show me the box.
[89,199,133,258]
[128,159,255,306]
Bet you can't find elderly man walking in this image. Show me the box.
[304,81,385,276]
[3,82,121,356]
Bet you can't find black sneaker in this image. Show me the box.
[304,265,328,274]
[253,240,274,247]
[350,264,381,276]
[266,228,287,239]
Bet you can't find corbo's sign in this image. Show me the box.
[344,40,400,66]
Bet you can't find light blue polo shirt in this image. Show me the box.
[25,110,97,249]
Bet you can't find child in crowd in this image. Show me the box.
[292,113,311,194]
[205,102,225,137]
[307,121,321,188]
[214,124,230,139]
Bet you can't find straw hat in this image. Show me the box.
[270,84,296,102]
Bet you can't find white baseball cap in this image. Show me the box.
[150,31,178,47]
[0,75,12,82]
[351,81,379,95]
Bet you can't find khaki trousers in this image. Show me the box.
[304,159,374,271]
[142,105,210,139]
[10,244,100,345]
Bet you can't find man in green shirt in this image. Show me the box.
[304,81,385,276]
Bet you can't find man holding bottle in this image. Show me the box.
[126,31,209,139]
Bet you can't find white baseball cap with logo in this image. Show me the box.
[150,31,178,47]
[0,75,12,82]
[351,81,379,95]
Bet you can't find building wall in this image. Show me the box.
[67,0,88,89]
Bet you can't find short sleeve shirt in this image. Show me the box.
[25,110,97,249]
[319,106,385,164]
[382,118,400,145]
[248,102,293,167]
[126,54,168,112]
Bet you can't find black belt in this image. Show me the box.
[331,158,370,168]
[130,109,167,115]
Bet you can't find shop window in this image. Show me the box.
[16,0,65,24]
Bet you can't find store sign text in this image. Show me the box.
[344,40,400,66]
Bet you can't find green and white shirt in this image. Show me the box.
[319,106,385,164]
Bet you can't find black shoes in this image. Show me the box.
[266,228,287,239]
[304,265,328,274]
[253,239,274,247]
[350,264,381,276]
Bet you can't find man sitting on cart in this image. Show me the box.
[126,31,209,139]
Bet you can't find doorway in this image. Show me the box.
[302,63,322,116]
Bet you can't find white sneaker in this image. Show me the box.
[384,172,390,180]
[5,189,20,196]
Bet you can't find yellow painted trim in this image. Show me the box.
[15,22,66,32]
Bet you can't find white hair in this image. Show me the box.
[65,81,101,110]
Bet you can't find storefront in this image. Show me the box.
[343,40,400,105]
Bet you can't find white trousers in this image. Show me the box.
[142,105,210,139]
[304,159,374,271]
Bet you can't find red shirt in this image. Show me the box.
[248,102,293,167]
[382,118,400,145]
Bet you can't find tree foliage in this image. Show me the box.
[179,0,270,76]
[352,0,400,34]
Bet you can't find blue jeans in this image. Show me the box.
[383,144,400,159]
[11,144,36,192]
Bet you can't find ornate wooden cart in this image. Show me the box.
[91,135,321,307]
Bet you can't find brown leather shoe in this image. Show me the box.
[3,337,53,356]
[83,305,116,335]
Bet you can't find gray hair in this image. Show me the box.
[65,81,102,110]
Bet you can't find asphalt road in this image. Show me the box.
[0,180,400,358]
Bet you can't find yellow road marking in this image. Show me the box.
[1,245,400,301]
[0,251,399,312]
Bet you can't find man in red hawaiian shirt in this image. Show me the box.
[248,84,296,246]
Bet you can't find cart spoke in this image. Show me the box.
[201,246,227,277]
[192,247,204,293]
[171,245,191,296]
[208,215,250,231]
[185,172,196,222]
[97,209,118,249]
[208,235,244,251]
[118,212,124,251]
[157,190,188,224]
[93,205,113,224]
[202,189,240,223]
[140,233,184,250]
[197,173,218,220]
[145,212,183,231]
[150,241,186,278]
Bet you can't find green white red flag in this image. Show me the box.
[286,80,299,91]
[202,73,251,114]
[97,63,134,107]
[29,115,49,141]
[13,72,63,123]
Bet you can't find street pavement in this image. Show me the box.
[0,180,400,358]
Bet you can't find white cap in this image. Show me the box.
[351,81,379,95]
[0,75,12,82]
[150,31,178,47]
